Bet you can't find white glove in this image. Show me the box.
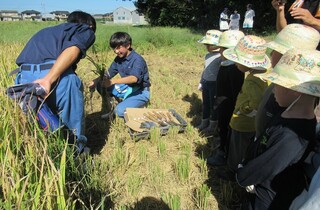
[198,83,203,91]
[245,185,256,193]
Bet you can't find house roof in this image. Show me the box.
[50,11,70,15]
[0,10,19,13]
[114,7,137,12]
[21,10,40,14]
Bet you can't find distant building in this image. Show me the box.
[42,13,55,21]
[21,10,41,21]
[50,11,69,21]
[113,7,147,25]
[0,10,21,21]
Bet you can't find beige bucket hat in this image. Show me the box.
[258,49,320,97]
[223,35,271,70]
[265,24,320,54]
[198,30,222,45]
[217,30,245,48]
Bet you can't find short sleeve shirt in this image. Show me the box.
[108,50,151,87]
[16,23,95,65]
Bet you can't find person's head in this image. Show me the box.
[247,4,252,10]
[224,8,229,13]
[259,49,320,107]
[198,30,222,52]
[217,30,245,60]
[234,10,238,14]
[67,11,96,33]
[109,32,132,58]
[223,35,271,71]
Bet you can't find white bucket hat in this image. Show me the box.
[265,24,320,54]
[258,48,320,97]
[223,35,271,70]
[198,30,222,45]
[217,30,245,48]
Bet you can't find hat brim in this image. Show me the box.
[264,41,292,55]
[257,71,320,97]
[198,37,219,45]
[223,48,271,70]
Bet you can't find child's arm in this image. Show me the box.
[237,78,266,117]
[236,127,308,187]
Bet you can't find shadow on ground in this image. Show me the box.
[182,92,202,126]
[85,111,112,154]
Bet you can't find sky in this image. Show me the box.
[0,0,136,15]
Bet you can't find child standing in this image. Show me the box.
[222,35,271,175]
[236,49,319,209]
[207,30,245,166]
[196,30,222,134]
[90,32,151,118]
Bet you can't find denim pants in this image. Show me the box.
[201,80,217,120]
[14,61,87,145]
[115,88,150,117]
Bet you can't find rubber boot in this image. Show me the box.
[196,118,209,131]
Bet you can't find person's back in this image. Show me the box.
[14,11,96,154]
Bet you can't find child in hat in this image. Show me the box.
[206,30,245,166]
[222,35,270,177]
[196,30,222,134]
[236,48,319,209]
[255,23,320,138]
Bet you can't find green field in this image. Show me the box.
[0,22,255,210]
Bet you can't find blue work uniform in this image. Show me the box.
[108,50,151,117]
[14,23,95,149]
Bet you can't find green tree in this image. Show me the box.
[134,0,277,31]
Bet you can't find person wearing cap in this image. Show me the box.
[271,0,320,32]
[14,11,96,154]
[236,48,319,210]
[220,35,270,179]
[220,8,229,31]
[206,30,245,166]
[243,4,255,33]
[196,30,222,134]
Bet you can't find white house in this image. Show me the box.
[21,10,41,21]
[113,7,147,25]
[0,10,21,21]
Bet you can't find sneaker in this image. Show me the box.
[207,150,227,166]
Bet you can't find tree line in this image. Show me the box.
[133,0,279,31]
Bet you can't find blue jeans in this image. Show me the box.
[115,88,150,117]
[96,82,150,118]
[15,61,87,145]
[201,80,217,120]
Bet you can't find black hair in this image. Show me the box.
[109,32,132,49]
[67,11,96,32]
[247,4,252,9]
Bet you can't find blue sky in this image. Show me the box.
[0,0,136,14]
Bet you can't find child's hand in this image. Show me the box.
[89,77,100,92]
[198,83,203,91]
